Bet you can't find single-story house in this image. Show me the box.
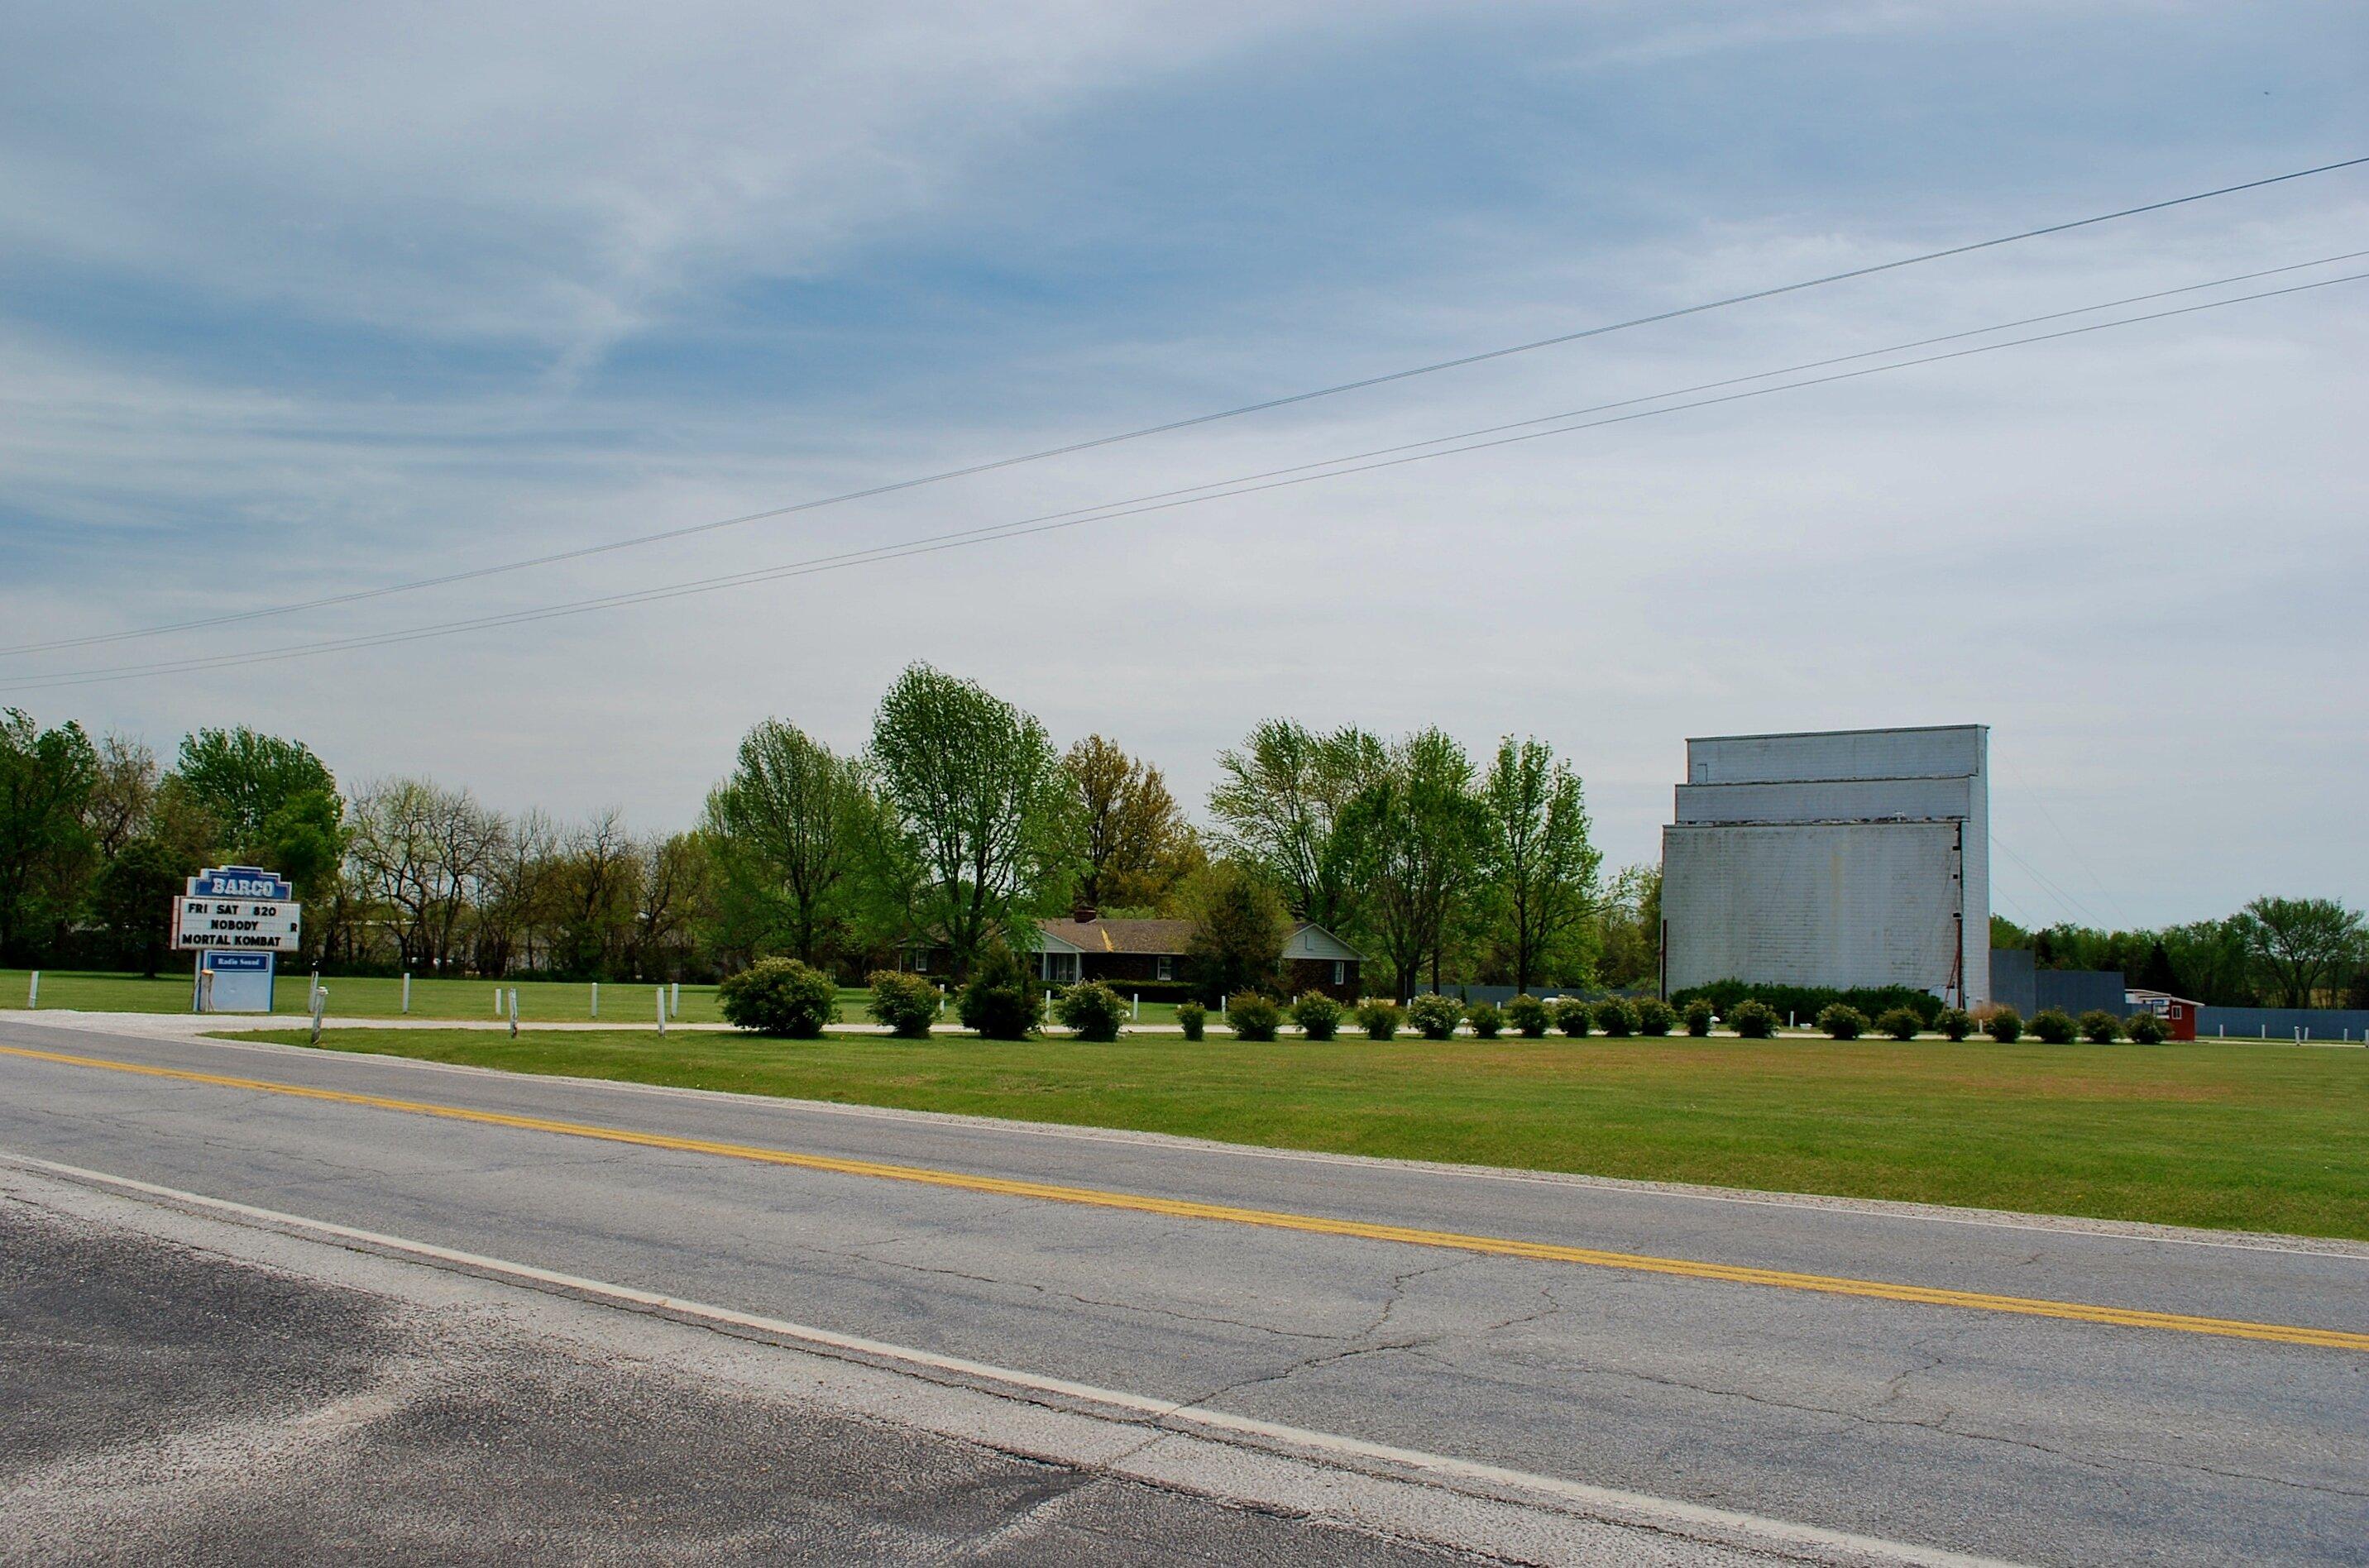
[1032,912,1365,1001]
[901,911,1365,1001]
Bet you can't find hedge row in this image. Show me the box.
[1668,979,1946,1027]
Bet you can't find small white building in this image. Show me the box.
[1660,724,1989,1007]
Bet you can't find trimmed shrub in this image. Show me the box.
[1407,993,1463,1040]
[719,958,838,1038]
[1936,1007,1974,1040]
[2029,1008,2077,1045]
[1592,999,1636,1038]
[1668,979,1945,1030]
[1552,997,1593,1038]
[1176,999,1207,1040]
[1503,994,1551,1038]
[1817,1004,1868,1040]
[1875,1006,1923,1041]
[1633,998,1677,1037]
[867,969,939,1039]
[1984,1006,2024,1043]
[2077,1009,2123,1044]
[1729,999,1778,1039]
[1229,992,1282,1041]
[1291,990,1344,1041]
[1054,980,1128,1042]
[1466,1000,1504,1040]
[1357,999,1403,1040]
[957,942,1041,1040]
[2124,1011,2170,1045]
[1682,998,1716,1037]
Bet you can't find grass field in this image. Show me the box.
[0,968,1190,1027]
[210,1025,2369,1240]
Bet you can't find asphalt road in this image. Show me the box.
[2,1015,2364,1566]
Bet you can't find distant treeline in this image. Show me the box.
[1989,908,2367,1011]
[1,670,1667,999]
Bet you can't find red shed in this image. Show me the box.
[2127,989,2201,1041]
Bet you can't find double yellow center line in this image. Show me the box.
[7,1041,2365,1353]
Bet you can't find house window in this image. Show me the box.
[1041,951,1078,985]
[912,949,929,974]
[1332,960,1345,985]
[1156,956,1174,981]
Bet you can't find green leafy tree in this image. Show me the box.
[2234,896,2367,1009]
[1063,735,1203,911]
[1337,729,1485,1000]
[1181,860,1291,1002]
[1479,737,1601,995]
[704,719,880,968]
[1592,864,1661,992]
[93,835,192,976]
[261,789,348,906]
[871,665,1077,978]
[1208,719,1381,930]
[170,727,336,860]
[0,710,99,963]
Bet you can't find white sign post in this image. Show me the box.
[172,867,299,1014]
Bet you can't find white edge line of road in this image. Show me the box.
[14,1010,2369,1261]
[1,1148,2020,1568]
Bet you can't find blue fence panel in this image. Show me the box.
[2194,1006,2369,1041]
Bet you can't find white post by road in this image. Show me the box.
[508,988,519,1039]
[591,982,599,1019]
[25,971,36,1009]
[310,969,321,1010]
[671,981,681,1017]
[656,987,667,1036]
[309,985,326,1046]
[401,973,411,1014]
[495,987,503,1016]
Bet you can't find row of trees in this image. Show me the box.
[36,676,2349,1008]
[1993,897,2369,1010]
[1,712,343,975]
[4,675,1639,994]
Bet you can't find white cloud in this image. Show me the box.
[2,2,2364,926]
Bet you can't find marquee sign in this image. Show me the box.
[188,865,294,902]
[172,866,302,953]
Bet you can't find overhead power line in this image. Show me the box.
[7,154,2363,661]
[6,265,2359,694]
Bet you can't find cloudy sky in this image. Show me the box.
[2,1,2363,926]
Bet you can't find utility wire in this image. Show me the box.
[7,265,2359,694]
[1992,831,2100,928]
[7,155,2363,660]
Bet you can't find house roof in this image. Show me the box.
[1033,916,1364,961]
[1036,917,1194,955]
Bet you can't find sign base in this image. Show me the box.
[199,950,277,1014]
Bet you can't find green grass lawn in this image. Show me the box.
[209,1025,2369,1240]
[2,968,1192,1028]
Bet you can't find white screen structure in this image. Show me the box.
[1658,725,1988,1006]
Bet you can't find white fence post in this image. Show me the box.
[495,987,504,1016]
[508,988,519,1039]
[656,987,667,1036]
[401,972,411,1014]
[1132,992,1139,1020]
[671,981,681,1018]
[591,981,599,1019]
[25,971,36,1009]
